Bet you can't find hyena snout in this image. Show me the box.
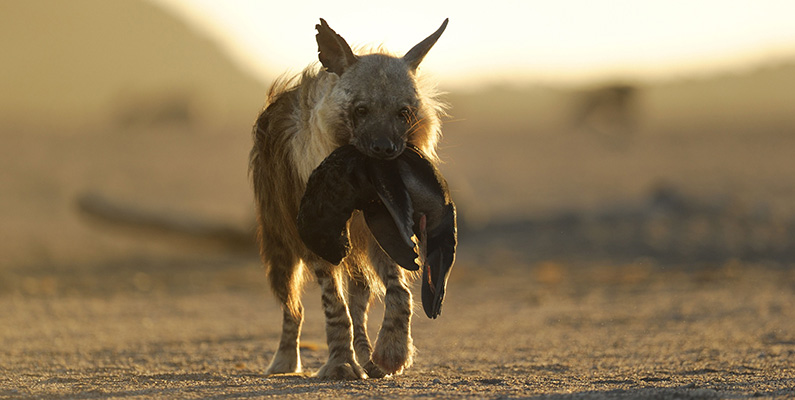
[352,106,411,159]
[368,136,405,159]
[356,125,407,159]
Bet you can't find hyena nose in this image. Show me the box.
[370,138,399,159]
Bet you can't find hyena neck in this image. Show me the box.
[290,71,349,185]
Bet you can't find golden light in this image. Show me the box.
[150,0,795,87]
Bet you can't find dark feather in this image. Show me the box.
[296,145,362,264]
[398,147,456,318]
[366,159,415,249]
[363,199,421,271]
[297,144,457,318]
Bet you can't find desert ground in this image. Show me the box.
[2,248,794,399]
[2,1,795,398]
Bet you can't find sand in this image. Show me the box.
[2,253,794,399]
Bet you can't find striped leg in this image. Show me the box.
[263,250,304,375]
[370,245,415,375]
[265,304,303,375]
[313,265,367,380]
[347,273,386,378]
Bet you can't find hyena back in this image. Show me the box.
[249,19,448,379]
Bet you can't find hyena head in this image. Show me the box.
[316,19,448,160]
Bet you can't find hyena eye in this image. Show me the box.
[354,106,368,117]
[398,107,412,121]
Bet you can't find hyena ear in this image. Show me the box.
[316,18,358,75]
[403,18,449,72]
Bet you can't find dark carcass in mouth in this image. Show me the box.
[297,144,456,319]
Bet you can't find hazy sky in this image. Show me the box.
[150,0,795,88]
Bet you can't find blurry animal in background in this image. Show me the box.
[249,18,450,379]
[113,90,195,130]
[572,83,640,149]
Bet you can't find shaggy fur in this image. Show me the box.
[249,19,448,379]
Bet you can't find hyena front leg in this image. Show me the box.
[370,244,415,375]
[313,263,367,380]
[347,272,386,378]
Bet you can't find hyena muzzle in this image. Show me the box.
[249,18,448,380]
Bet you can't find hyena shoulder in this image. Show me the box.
[257,68,353,186]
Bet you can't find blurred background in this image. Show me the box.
[2,0,795,296]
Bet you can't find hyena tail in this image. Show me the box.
[250,105,307,319]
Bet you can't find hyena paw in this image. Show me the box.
[363,359,386,379]
[314,358,367,380]
[265,348,301,375]
[372,332,414,375]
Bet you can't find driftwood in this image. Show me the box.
[75,192,256,253]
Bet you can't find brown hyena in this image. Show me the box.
[249,19,448,379]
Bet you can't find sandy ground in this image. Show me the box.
[2,249,794,399]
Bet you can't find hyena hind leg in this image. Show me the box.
[264,253,304,375]
[370,246,415,375]
[266,305,304,375]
